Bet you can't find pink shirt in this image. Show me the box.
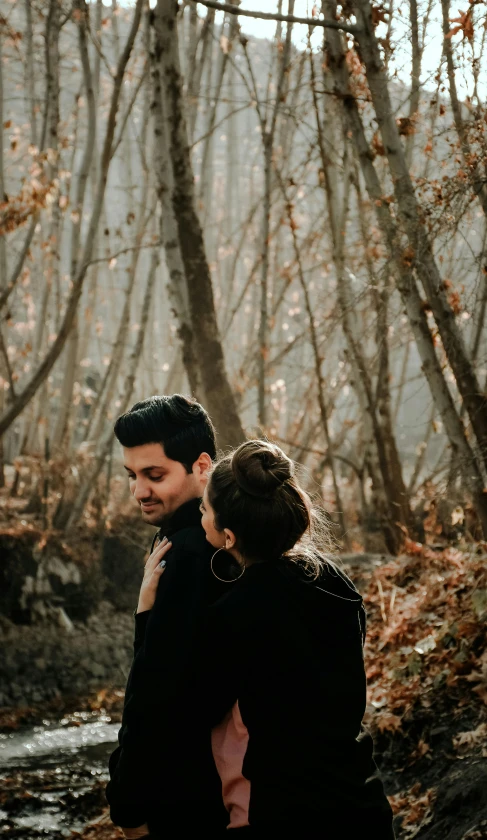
[211,702,250,828]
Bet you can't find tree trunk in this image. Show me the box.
[258,135,272,428]
[150,22,201,396]
[440,0,487,217]
[65,247,159,532]
[152,0,244,449]
[254,1,295,429]
[24,0,37,146]
[187,9,215,143]
[280,179,348,544]
[51,0,98,451]
[198,3,240,222]
[0,29,7,484]
[405,0,420,166]
[85,192,157,446]
[311,39,409,549]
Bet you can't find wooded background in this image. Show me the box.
[1,0,486,552]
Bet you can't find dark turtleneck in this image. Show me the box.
[152,496,204,543]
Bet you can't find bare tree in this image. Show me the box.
[152,0,244,449]
[240,2,295,428]
[151,14,201,396]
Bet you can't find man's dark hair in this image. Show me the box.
[114,395,216,472]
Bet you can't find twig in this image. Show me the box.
[190,1,360,34]
[84,240,160,268]
[111,63,149,159]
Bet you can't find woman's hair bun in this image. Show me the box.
[231,440,294,498]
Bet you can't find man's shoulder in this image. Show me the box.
[166,524,212,558]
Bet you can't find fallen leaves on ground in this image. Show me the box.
[359,542,487,833]
[388,783,436,834]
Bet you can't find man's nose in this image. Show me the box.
[133,479,151,500]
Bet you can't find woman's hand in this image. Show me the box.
[136,537,172,614]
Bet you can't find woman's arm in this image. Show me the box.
[194,606,240,728]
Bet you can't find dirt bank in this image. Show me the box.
[0,603,133,708]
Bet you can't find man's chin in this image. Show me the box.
[140,506,164,525]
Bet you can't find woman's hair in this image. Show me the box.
[207,440,333,578]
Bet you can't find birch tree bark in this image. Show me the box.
[51,0,97,450]
[151,16,201,396]
[152,0,244,448]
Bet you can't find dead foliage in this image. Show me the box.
[360,541,487,832]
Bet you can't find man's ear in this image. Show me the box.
[193,452,212,484]
[223,528,237,551]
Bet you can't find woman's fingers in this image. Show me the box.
[146,549,169,591]
[146,541,172,578]
[136,541,171,613]
[146,536,167,565]
[145,537,171,573]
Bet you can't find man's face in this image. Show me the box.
[123,443,206,527]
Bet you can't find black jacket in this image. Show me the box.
[106,498,231,832]
[195,558,395,837]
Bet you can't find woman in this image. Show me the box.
[197,439,395,838]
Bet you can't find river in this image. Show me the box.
[0,712,119,838]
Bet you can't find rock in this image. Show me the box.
[89,662,106,679]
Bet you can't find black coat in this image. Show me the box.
[195,558,395,838]
[106,498,231,832]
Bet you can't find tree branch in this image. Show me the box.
[190,0,360,33]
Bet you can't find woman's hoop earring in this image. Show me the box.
[210,547,245,582]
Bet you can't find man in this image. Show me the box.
[106,395,231,839]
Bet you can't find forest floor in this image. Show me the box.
[0,540,486,839]
[355,540,487,839]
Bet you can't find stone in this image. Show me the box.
[89,662,106,679]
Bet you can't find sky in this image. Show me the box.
[135,1,484,100]
[202,0,483,99]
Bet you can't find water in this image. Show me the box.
[0,713,119,839]
[0,718,119,767]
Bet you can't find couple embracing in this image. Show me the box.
[106,395,395,839]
